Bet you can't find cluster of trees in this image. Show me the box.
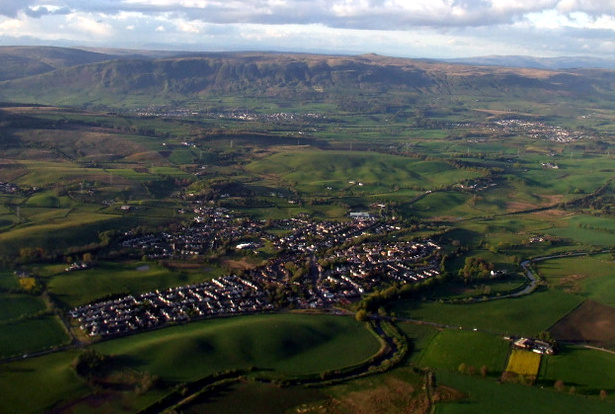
[458,257,495,283]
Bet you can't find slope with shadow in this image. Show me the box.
[0,50,614,108]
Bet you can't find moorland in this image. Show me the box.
[0,46,614,413]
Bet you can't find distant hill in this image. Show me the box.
[0,47,614,109]
[445,55,615,70]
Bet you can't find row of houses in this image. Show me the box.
[70,275,274,337]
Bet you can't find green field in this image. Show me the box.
[392,289,584,337]
[0,315,70,358]
[92,313,381,380]
[0,293,46,323]
[539,346,615,395]
[435,371,614,414]
[414,329,509,374]
[537,254,615,306]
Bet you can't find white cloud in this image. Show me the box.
[0,0,614,58]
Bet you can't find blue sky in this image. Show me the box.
[1,0,614,58]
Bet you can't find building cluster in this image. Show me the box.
[271,216,401,254]
[322,241,441,296]
[72,208,442,337]
[70,275,274,337]
[512,337,555,355]
[0,182,18,194]
[494,119,588,143]
[121,207,260,258]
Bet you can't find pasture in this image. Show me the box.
[92,313,381,380]
[434,371,614,414]
[539,345,615,396]
[537,254,615,306]
[414,329,509,374]
[392,289,584,337]
[0,315,70,358]
[0,293,46,323]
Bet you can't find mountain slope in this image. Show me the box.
[0,50,614,109]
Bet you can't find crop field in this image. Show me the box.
[414,329,509,374]
[48,261,221,309]
[392,289,584,337]
[506,349,541,378]
[549,300,615,347]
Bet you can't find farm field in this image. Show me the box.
[505,349,541,379]
[549,300,615,347]
[392,289,584,337]
[91,313,381,380]
[414,329,509,374]
[0,315,70,358]
[537,254,615,305]
[434,371,614,414]
[538,345,615,395]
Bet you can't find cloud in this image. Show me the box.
[1,0,614,58]
[25,6,72,19]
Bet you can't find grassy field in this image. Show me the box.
[538,254,615,306]
[92,313,381,380]
[0,293,46,323]
[0,313,381,413]
[0,350,90,413]
[414,329,509,374]
[539,345,615,396]
[434,371,615,414]
[245,150,482,196]
[392,289,584,337]
[0,315,70,358]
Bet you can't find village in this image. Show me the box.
[71,208,441,337]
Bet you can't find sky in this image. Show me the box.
[1,0,614,58]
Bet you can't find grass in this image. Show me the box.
[182,381,327,414]
[537,254,615,306]
[0,293,46,323]
[0,315,71,358]
[392,289,584,337]
[92,313,381,381]
[414,329,509,374]
[538,345,615,395]
[0,350,89,413]
[434,371,615,414]
[397,322,440,364]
